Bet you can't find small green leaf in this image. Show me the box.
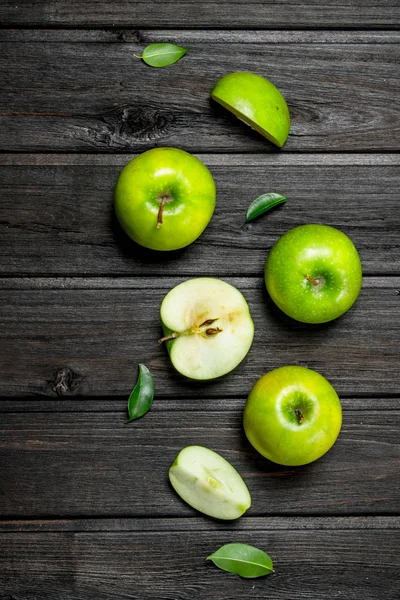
[245,193,286,223]
[134,43,189,68]
[207,543,274,578]
[127,364,154,422]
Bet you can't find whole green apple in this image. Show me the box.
[114,147,216,251]
[211,72,290,148]
[243,366,342,466]
[265,224,362,323]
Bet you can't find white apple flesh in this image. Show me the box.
[159,278,254,380]
[169,445,251,520]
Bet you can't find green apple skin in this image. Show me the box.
[243,366,342,466]
[114,147,216,251]
[211,72,290,148]
[265,224,362,324]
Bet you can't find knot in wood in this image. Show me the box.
[52,367,76,396]
[101,105,175,146]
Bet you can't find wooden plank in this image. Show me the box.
[0,31,399,152]
[1,154,399,276]
[1,276,399,398]
[1,1,399,28]
[0,518,398,600]
[0,405,398,517]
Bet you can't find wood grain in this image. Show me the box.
[0,277,399,397]
[1,1,399,28]
[0,31,399,152]
[1,154,399,276]
[1,3,399,599]
[0,518,398,600]
[0,405,398,517]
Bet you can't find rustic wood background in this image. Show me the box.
[0,2,399,598]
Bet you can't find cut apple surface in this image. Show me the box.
[169,445,251,520]
[159,278,254,380]
[211,72,290,148]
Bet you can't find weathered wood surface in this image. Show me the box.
[1,4,399,598]
[0,518,399,600]
[1,154,399,276]
[0,404,398,517]
[0,277,399,397]
[1,1,399,28]
[1,31,399,152]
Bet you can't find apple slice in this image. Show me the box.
[159,278,254,380]
[211,71,290,148]
[169,446,251,520]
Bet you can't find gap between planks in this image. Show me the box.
[0,398,398,411]
[0,276,399,290]
[1,30,400,44]
[0,516,398,533]
[1,153,399,166]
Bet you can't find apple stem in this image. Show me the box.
[294,408,304,424]
[156,196,168,229]
[306,273,319,286]
[157,332,180,345]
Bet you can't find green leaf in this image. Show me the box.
[245,192,286,223]
[134,43,189,68]
[127,364,154,422]
[207,543,274,578]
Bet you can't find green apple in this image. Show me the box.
[211,72,290,148]
[169,445,251,519]
[243,366,342,466]
[159,277,254,379]
[265,224,362,324]
[114,147,216,251]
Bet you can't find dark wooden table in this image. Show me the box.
[1,2,399,598]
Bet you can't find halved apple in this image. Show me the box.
[211,71,290,148]
[169,445,251,520]
[159,278,254,380]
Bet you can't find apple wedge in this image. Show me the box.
[159,278,254,379]
[169,446,251,520]
[211,72,290,148]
